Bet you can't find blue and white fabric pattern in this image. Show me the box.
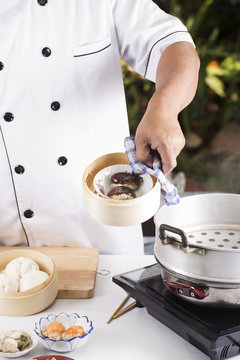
[124,137,180,205]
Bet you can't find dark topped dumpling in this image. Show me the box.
[107,186,136,200]
[110,172,143,190]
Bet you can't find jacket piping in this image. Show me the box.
[74,43,111,57]
[144,30,189,77]
[0,126,30,246]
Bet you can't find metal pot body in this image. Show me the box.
[160,264,240,307]
[154,193,240,305]
[154,233,240,283]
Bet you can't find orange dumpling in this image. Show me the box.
[42,321,65,340]
[46,321,65,334]
[63,325,85,339]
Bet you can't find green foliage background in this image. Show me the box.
[123,0,240,191]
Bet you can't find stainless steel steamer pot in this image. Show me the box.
[154,193,240,307]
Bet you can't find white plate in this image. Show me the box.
[0,330,38,358]
[93,164,153,199]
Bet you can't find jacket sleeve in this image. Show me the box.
[111,0,195,82]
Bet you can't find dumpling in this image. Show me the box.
[107,186,136,200]
[42,321,65,340]
[0,273,18,293]
[0,337,3,351]
[110,172,143,190]
[8,330,32,351]
[63,326,85,339]
[1,338,19,353]
[4,257,39,279]
[19,269,49,292]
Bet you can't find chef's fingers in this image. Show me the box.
[135,140,153,168]
[156,144,177,175]
[135,136,178,175]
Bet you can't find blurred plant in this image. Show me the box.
[122,0,240,145]
[166,0,240,144]
[121,0,240,191]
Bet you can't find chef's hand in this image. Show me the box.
[135,97,185,175]
[135,42,200,175]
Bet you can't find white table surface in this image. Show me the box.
[0,255,239,360]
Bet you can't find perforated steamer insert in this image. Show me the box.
[113,193,240,359]
[183,225,240,251]
[154,194,240,289]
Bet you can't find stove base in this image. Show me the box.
[113,263,240,360]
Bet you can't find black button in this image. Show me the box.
[58,156,67,166]
[24,209,34,218]
[37,0,48,5]
[42,47,51,57]
[3,112,14,122]
[0,62,4,71]
[51,101,60,111]
[15,165,25,174]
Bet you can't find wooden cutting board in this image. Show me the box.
[0,247,99,299]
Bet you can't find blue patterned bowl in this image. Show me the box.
[34,312,93,353]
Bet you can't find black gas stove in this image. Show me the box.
[113,263,240,360]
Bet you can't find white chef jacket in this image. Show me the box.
[0,0,194,254]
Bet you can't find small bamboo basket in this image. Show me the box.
[82,152,161,227]
[0,249,58,316]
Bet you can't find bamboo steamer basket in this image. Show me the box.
[82,152,161,226]
[0,249,58,316]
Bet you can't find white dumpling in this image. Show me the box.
[1,338,19,353]
[8,331,32,351]
[19,270,49,292]
[0,337,3,351]
[4,257,39,279]
[0,273,19,293]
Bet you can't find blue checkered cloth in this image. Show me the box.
[124,137,180,205]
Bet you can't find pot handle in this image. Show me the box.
[159,224,188,248]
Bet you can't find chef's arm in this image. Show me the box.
[135,41,200,175]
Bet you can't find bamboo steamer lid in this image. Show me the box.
[0,249,58,316]
[82,152,161,226]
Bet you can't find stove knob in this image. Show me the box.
[164,280,209,300]
[190,290,196,297]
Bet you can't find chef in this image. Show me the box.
[0,0,199,254]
